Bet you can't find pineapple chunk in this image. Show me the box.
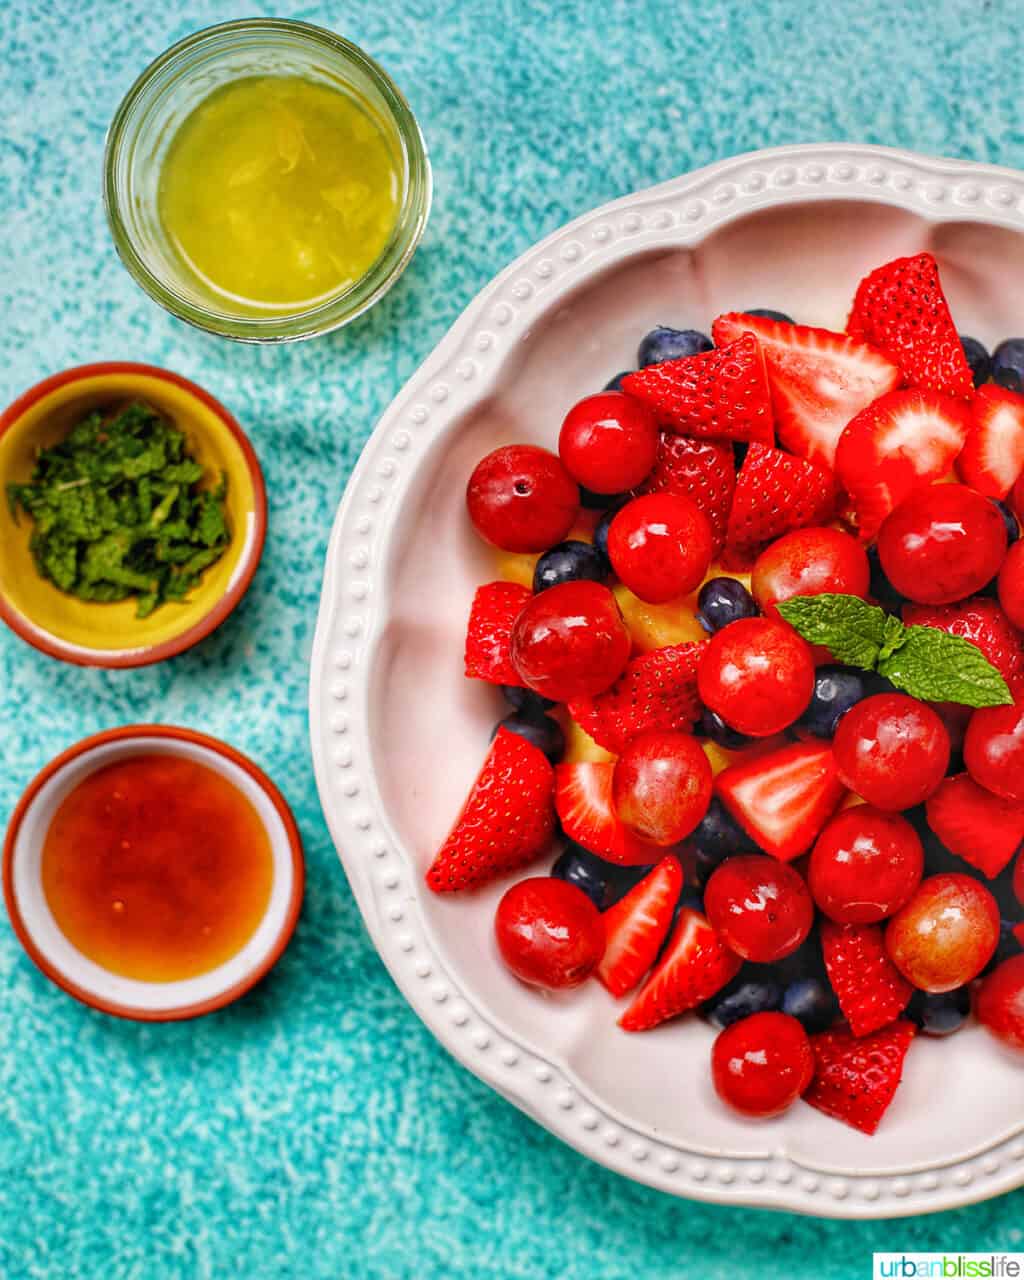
[613,584,705,652]
[561,716,616,764]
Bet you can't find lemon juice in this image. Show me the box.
[157,75,401,314]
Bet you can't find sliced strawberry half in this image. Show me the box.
[554,761,660,866]
[925,773,1024,879]
[847,252,973,398]
[723,443,835,568]
[804,1020,916,1135]
[427,728,555,892]
[712,314,900,468]
[835,389,970,540]
[635,434,735,557]
[596,856,683,997]
[568,641,706,754]
[820,920,913,1037]
[903,597,1024,698]
[715,741,846,861]
[621,333,774,445]
[618,907,742,1031]
[464,581,532,685]
[956,384,1024,499]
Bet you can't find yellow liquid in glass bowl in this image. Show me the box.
[157,75,402,315]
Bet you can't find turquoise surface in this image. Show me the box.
[2,1,1023,1275]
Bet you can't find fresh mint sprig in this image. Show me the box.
[775,593,1013,708]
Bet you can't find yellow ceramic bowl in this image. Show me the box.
[0,363,266,666]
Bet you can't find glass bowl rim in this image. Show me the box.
[103,17,432,343]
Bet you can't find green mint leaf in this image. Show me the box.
[878,625,1013,707]
[775,593,894,669]
[878,613,909,662]
[12,402,231,617]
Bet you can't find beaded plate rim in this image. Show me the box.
[310,144,1024,1219]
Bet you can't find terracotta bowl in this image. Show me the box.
[0,362,266,666]
[4,725,303,1020]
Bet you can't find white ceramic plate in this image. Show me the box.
[310,144,1024,1218]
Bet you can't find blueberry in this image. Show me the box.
[960,335,992,388]
[500,685,555,714]
[992,338,1024,391]
[593,502,627,568]
[603,371,631,392]
[533,540,606,593]
[863,670,897,697]
[701,707,752,749]
[867,545,905,613]
[906,986,971,1037]
[985,918,1024,974]
[579,485,624,510]
[770,936,828,992]
[637,326,713,367]
[492,712,564,762]
[691,793,757,865]
[697,577,759,633]
[552,845,629,910]
[781,976,840,1033]
[744,308,794,324]
[796,665,870,739]
[993,498,1020,547]
[703,972,782,1030]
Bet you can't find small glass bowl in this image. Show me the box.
[104,19,431,343]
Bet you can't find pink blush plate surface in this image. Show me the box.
[311,145,1024,1217]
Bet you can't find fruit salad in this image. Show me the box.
[428,252,1024,1136]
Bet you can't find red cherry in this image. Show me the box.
[1013,471,1024,524]
[703,855,814,963]
[467,444,579,552]
[607,493,713,604]
[711,1012,814,1118]
[558,392,659,494]
[808,805,923,924]
[1015,849,1024,907]
[975,954,1024,1052]
[751,527,870,614]
[697,617,815,737]
[885,873,1000,993]
[964,700,1024,803]
[612,730,712,846]
[997,540,1024,630]
[511,580,630,701]
[876,483,1008,605]
[832,692,949,811]
[494,877,605,989]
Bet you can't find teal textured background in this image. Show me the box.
[2,1,1024,1275]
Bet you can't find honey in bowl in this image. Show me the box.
[157,74,402,315]
[41,754,273,982]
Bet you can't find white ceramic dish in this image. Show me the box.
[4,726,304,1020]
[310,144,1024,1217]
